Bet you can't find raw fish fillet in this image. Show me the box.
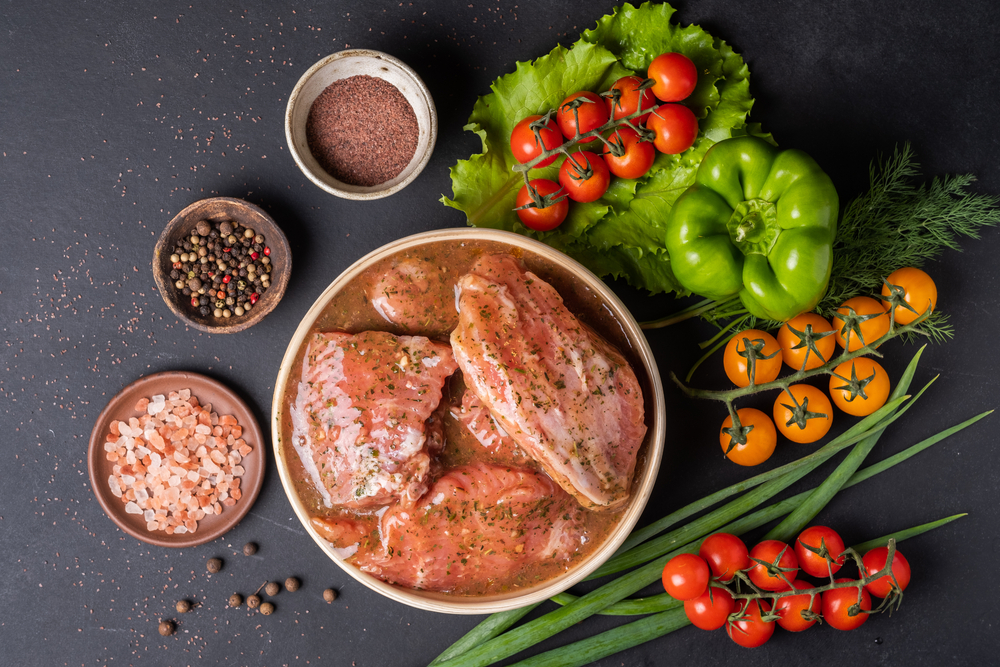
[450,254,646,509]
[290,331,457,509]
[312,461,592,592]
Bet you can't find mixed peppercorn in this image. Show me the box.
[168,218,272,319]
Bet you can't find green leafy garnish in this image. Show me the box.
[441,2,760,294]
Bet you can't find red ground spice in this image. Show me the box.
[306,74,419,187]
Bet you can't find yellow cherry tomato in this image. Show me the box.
[723,329,782,387]
[829,357,891,416]
[777,313,838,371]
[832,297,890,351]
[720,408,777,466]
[773,384,834,443]
[881,267,937,325]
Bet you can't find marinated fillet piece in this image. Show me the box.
[290,331,458,509]
[451,254,646,509]
[368,257,459,332]
[450,389,532,467]
[312,461,592,593]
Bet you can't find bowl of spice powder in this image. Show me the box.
[285,49,437,200]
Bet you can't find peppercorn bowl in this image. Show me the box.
[285,49,437,200]
[153,197,291,333]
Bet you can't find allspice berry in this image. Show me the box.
[229,593,243,608]
[284,577,300,592]
[323,588,338,603]
[246,594,261,609]
[264,581,280,596]
[259,602,275,616]
[158,620,176,636]
[206,557,223,573]
[175,600,192,614]
[243,542,258,556]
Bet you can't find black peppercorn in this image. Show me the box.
[183,241,193,251]
[206,557,223,573]
[199,306,210,317]
[181,287,191,296]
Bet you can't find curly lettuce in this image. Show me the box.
[442,2,761,294]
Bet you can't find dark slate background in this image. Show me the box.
[2,1,998,665]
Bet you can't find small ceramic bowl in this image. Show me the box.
[152,197,291,334]
[88,371,265,548]
[285,49,437,200]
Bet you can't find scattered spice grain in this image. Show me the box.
[159,620,176,636]
[284,577,300,592]
[323,588,338,603]
[243,542,258,556]
[175,600,192,614]
[264,581,280,596]
[259,602,275,616]
[306,74,419,187]
[207,557,223,574]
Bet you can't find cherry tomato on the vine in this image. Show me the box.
[603,75,656,125]
[558,151,610,203]
[774,580,821,632]
[777,313,837,371]
[514,179,568,232]
[684,586,735,631]
[699,533,750,583]
[862,546,912,598]
[773,384,833,444]
[829,357,891,417]
[720,408,777,467]
[601,127,655,179]
[833,296,891,351]
[726,599,774,648]
[748,540,799,592]
[795,525,846,578]
[723,329,782,387]
[556,91,608,143]
[661,553,710,601]
[822,579,871,631]
[509,115,564,168]
[881,266,937,325]
[646,104,698,154]
[647,52,698,102]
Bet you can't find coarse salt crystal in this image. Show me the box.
[109,476,122,497]
[125,501,142,515]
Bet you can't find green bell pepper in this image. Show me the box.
[665,136,838,322]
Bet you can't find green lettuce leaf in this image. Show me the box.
[443,2,758,295]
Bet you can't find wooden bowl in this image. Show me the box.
[270,229,666,614]
[88,371,265,548]
[152,197,291,334]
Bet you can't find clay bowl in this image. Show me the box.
[285,49,437,200]
[88,371,265,548]
[152,197,291,334]
[271,228,666,614]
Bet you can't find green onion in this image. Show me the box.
[852,513,967,554]
[429,604,541,666]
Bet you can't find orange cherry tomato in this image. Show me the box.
[723,329,782,387]
[773,384,833,444]
[777,313,837,371]
[829,357,891,416]
[881,267,937,325]
[832,296,891,351]
[720,408,777,467]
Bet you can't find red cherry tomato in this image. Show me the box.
[774,580,821,632]
[509,114,564,168]
[646,104,698,154]
[601,127,655,179]
[794,525,846,578]
[603,75,657,125]
[726,599,774,648]
[514,179,568,232]
[647,52,698,102]
[748,540,798,592]
[698,533,750,583]
[661,553,710,601]
[558,151,611,203]
[556,91,609,142]
[822,579,871,630]
[862,546,912,598]
[684,586,735,631]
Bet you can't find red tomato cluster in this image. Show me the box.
[663,527,912,648]
[510,52,700,231]
[717,268,938,467]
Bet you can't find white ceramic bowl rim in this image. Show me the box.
[271,229,665,614]
[285,49,438,200]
